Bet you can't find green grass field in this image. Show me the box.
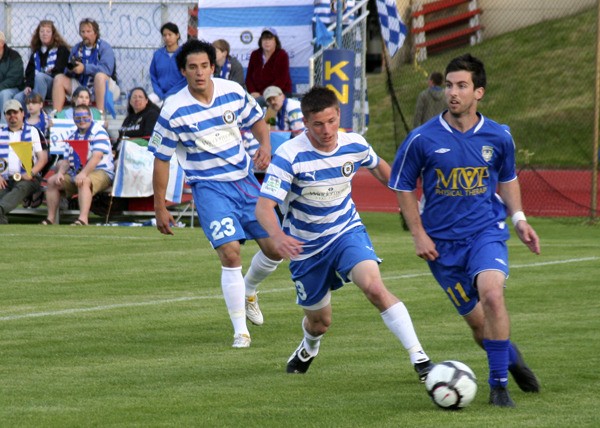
[1,214,599,427]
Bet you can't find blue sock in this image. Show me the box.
[483,339,510,388]
[507,341,519,369]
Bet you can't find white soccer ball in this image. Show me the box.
[425,360,477,410]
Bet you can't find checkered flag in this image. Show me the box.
[376,0,408,58]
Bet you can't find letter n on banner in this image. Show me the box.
[323,49,355,130]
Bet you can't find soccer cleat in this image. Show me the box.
[286,341,315,374]
[489,386,516,407]
[414,359,434,383]
[509,344,540,393]
[245,293,264,326]
[232,333,251,348]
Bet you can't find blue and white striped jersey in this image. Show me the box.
[260,131,379,260]
[388,114,517,240]
[149,78,264,183]
[69,122,114,179]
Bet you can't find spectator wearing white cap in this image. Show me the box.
[263,85,304,137]
[0,31,25,124]
[245,27,292,105]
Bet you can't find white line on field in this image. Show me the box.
[1,257,597,322]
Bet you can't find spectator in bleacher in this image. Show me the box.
[43,104,114,226]
[51,18,120,119]
[0,100,48,224]
[245,27,292,105]
[115,87,160,153]
[263,85,304,138]
[25,93,50,137]
[53,86,103,122]
[148,22,187,107]
[0,31,25,124]
[13,20,70,109]
[212,39,245,89]
[413,71,446,128]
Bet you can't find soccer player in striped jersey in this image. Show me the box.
[256,86,433,380]
[149,39,282,349]
[389,54,541,407]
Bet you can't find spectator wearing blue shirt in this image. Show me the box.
[148,22,187,107]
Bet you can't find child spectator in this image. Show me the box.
[25,93,50,137]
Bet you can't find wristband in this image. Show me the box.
[511,211,527,227]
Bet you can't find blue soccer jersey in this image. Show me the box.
[149,78,264,183]
[260,131,379,260]
[388,114,517,240]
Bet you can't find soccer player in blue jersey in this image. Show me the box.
[149,39,282,349]
[389,54,541,407]
[255,86,433,380]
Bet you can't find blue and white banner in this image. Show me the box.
[197,0,314,94]
[376,0,407,58]
[49,119,77,156]
[112,140,185,204]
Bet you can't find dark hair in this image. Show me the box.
[79,18,100,39]
[72,86,92,106]
[445,53,486,89]
[176,39,216,70]
[430,71,443,86]
[160,22,181,46]
[30,20,70,51]
[300,86,339,118]
[126,87,156,115]
[259,31,282,50]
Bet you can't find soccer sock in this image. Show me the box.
[302,317,323,356]
[244,250,281,297]
[483,338,510,388]
[380,302,430,364]
[507,341,519,368]
[221,266,249,336]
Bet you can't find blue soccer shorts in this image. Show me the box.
[191,175,269,249]
[289,226,380,307]
[427,228,510,316]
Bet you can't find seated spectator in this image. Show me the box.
[0,100,48,224]
[148,22,186,107]
[115,87,160,152]
[245,27,292,104]
[263,85,304,137]
[43,104,114,226]
[54,86,103,122]
[14,20,70,108]
[51,18,120,117]
[213,39,245,88]
[25,93,50,137]
[0,31,25,124]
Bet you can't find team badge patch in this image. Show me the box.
[0,158,7,174]
[482,146,493,162]
[223,110,236,124]
[264,175,282,193]
[341,161,354,177]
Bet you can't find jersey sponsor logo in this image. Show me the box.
[435,166,489,196]
[194,127,240,151]
[222,110,236,124]
[149,132,162,149]
[434,148,451,154]
[264,175,281,193]
[302,182,350,202]
[482,146,493,162]
[341,161,354,177]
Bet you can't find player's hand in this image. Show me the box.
[253,146,271,171]
[413,231,439,261]
[0,177,6,189]
[155,206,175,236]
[75,172,87,187]
[515,221,541,255]
[273,233,303,259]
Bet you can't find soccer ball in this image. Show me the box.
[425,360,477,410]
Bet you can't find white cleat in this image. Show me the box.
[245,293,264,326]
[232,333,251,348]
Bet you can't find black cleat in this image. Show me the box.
[489,386,516,407]
[414,360,434,383]
[286,341,315,374]
[509,344,540,393]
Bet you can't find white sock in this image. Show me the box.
[302,317,323,356]
[381,302,429,364]
[244,250,281,297]
[221,266,249,336]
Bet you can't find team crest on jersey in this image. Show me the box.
[223,110,236,124]
[0,158,7,173]
[482,146,494,162]
[341,161,354,177]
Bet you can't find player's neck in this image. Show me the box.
[189,82,214,104]
[444,111,480,133]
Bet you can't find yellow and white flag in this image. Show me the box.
[9,142,33,177]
